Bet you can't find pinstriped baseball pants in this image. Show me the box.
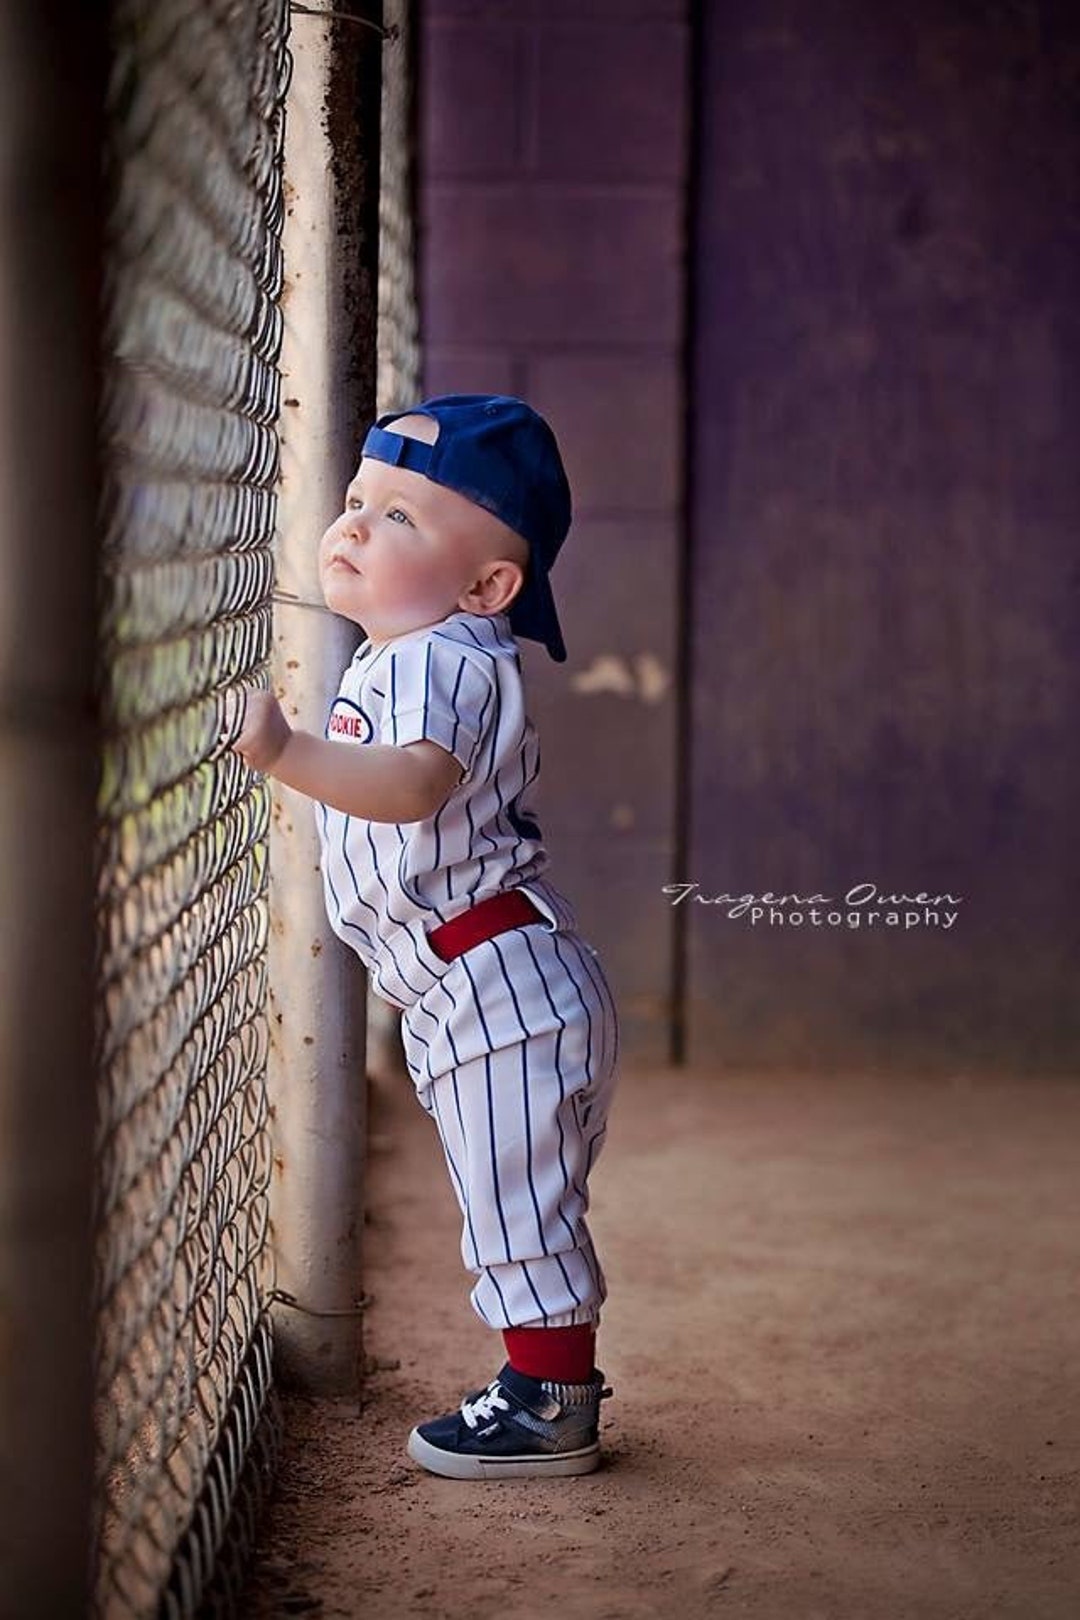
[401,924,620,1331]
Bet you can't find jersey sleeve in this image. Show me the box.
[378,634,496,782]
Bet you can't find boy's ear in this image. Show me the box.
[457,558,525,616]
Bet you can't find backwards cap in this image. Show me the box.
[361,393,571,663]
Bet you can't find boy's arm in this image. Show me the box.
[230,689,463,823]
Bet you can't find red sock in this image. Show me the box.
[502,1323,597,1383]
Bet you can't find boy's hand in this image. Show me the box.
[229,688,292,773]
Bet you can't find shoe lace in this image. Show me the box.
[460,1379,510,1430]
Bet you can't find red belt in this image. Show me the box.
[426,888,547,963]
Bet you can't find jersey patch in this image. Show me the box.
[326,696,373,743]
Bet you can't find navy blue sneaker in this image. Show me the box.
[406,1361,613,1480]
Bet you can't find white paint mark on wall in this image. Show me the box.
[571,655,636,697]
[634,652,669,704]
[571,652,670,704]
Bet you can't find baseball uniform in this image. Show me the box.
[316,606,620,1330]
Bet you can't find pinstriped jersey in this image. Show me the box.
[315,608,579,1010]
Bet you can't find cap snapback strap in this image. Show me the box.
[362,422,435,474]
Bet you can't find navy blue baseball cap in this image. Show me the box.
[361,393,571,663]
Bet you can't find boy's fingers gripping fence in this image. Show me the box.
[209,678,264,763]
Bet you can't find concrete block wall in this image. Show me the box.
[417,0,692,1064]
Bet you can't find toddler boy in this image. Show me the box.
[233,394,620,1479]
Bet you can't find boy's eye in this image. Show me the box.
[345,497,412,527]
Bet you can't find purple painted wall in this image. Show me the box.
[417,1,1079,1076]
[686,2,1080,1073]
[417,0,691,1065]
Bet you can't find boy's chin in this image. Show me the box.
[319,582,365,622]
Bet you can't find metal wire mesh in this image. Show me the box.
[92,1,291,1613]
[377,0,420,415]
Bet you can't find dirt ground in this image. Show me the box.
[241,1060,1080,1619]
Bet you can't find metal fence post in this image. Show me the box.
[268,2,383,1393]
[0,5,102,1614]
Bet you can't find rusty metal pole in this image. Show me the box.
[267,2,383,1394]
[0,4,102,1613]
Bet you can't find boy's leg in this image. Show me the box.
[420,1016,617,1335]
[402,935,620,1477]
[407,1029,618,1479]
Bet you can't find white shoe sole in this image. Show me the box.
[406,1427,602,1480]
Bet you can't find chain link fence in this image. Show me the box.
[92,1,292,1612]
[377,0,420,415]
